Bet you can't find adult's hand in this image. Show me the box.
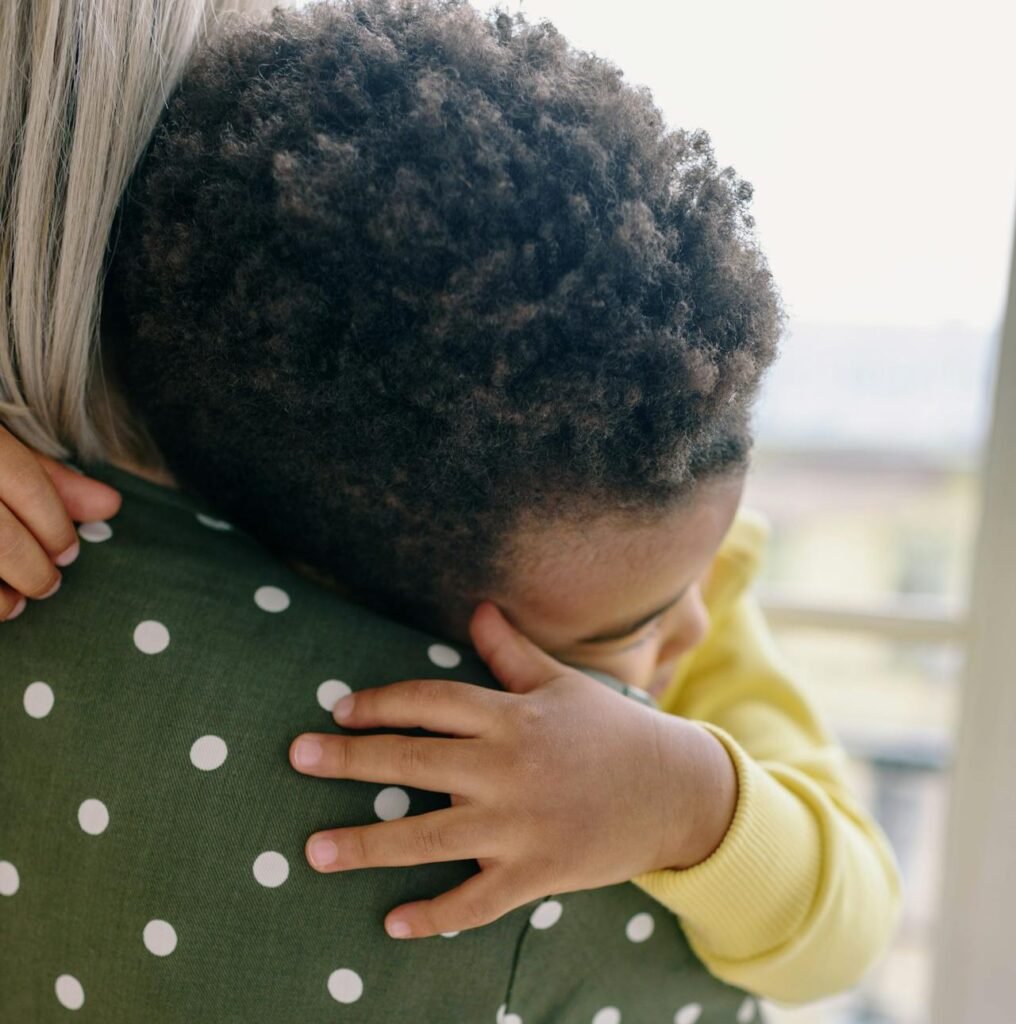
[0,425,122,620]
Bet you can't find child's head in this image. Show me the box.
[486,470,745,691]
[103,0,784,680]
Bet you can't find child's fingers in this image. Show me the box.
[0,502,62,599]
[303,808,490,874]
[331,678,507,735]
[383,865,528,940]
[468,601,569,695]
[0,430,79,562]
[37,456,122,524]
[0,584,27,622]
[288,732,481,794]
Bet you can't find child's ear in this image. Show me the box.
[468,601,566,694]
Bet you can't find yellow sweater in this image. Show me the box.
[631,507,904,1006]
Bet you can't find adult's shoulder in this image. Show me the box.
[0,464,757,1023]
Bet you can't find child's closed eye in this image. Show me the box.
[612,619,662,652]
[582,617,662,655]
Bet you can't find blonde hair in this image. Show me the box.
[0,0,282,461]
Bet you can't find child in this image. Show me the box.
[0,0,902,1007]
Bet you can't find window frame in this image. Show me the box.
[928,212,1016,1020]
[748,212,1015,1021]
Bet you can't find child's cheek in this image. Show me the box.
[575,641,663,694]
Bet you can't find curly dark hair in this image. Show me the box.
[103,0,785,633]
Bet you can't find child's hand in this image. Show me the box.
[289,601,738,940]
[0,426,122,620]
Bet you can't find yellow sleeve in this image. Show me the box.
[631,528,904,1005]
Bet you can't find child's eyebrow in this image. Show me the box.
[579,585,691,644]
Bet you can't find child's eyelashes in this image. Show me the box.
[614,620,662,652]
[583,617,662,655]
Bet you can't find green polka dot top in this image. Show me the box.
[0,464,761,1024]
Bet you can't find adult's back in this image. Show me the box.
[0,465,759,1023]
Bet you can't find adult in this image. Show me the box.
[1,1,771,1020]
[0,0,278,616]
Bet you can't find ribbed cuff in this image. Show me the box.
[631,721,822,963]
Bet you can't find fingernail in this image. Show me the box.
[5,597,27,622]
[38,576,62,599]
[55,541,80,567]
[293,738,322,769]
[308,837,338,869]
[387,919,412,939]
[333,694,355,720]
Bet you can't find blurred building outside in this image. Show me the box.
[743,319,998,1024]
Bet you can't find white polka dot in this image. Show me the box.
[77,521,112,543]
[0,861,19,896]
[529,899,563,929]
[675,1004,703,1024]
[625,911,655,943]
[317,679,352,712]
[440,931,460,938]
[252,851,289,888]
[143,919,177,957]
[254,585,290,613]
[374,786,410,821]
[427,643,461,668]
[55,974,84,1010]
[593,1009,621,1024]
[736,997,758,1023]
[189,735,228,771]
[196,513,233,531]
[327,968,363,1004]
[133,620,169,654]
[23,681,54,719]
[77,799,109,835]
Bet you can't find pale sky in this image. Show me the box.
[478,0,1016,333]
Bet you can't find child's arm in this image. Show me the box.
[631,585,904,1005]
[289,605,746,936]
[290,588,901,1008]
[0,425,121,620]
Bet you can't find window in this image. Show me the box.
[500,1,1016,1020]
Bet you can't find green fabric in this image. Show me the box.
[0,464,761,1023]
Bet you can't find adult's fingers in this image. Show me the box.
[332,678,508,736]
[0,501,61,599]
[0,583,26,622]
[289,732,484,795]
[37,456,122,525]
[304,808,492,874]
[0,429,78,563]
